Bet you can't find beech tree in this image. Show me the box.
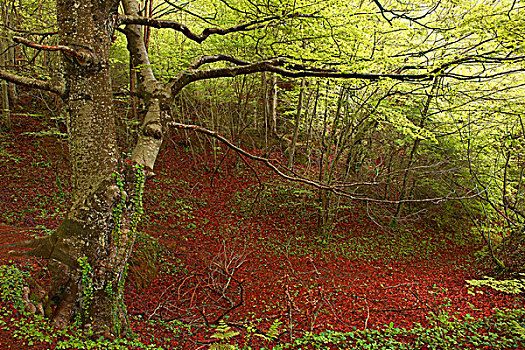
[1,0,524,337]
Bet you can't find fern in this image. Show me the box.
[210,321,240,350]
[211,321,240,341]
[255,319,283,341]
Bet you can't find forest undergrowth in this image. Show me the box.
[0,108,523,349]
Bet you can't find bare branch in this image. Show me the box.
[169,122,482,204]
[372,0,445,30]
[118,13,316,43]
[188,55,252,70]
[13,36,95,66]
[169,57,433,95]
[0,70,63,94]
[0,25,57,37]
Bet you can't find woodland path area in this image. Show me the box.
[0,111,523,349]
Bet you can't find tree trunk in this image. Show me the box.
[0,1,12,129]
[27,0,156,337]
[288,78,305,169]
[271,73,278,135]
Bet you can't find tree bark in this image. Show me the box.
[32,0,168,336]
[31,0,145,337]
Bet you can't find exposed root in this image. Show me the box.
[22,286,44,316]
[3,234,57,258]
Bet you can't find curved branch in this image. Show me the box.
[372,0,446,30]
[169,57,433,95]
[0,70,63,94]
[188,55,252,70]
[122,0,166,172]
[118,13,316,43]
[170,53,525,96]
[0,26,57,37]
[169,122,482,204]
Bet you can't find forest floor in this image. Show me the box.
[0,107,523,349]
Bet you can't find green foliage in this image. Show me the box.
[467,275,525,295]
[145,318,193,339]
[210,321,240,350]
[11,313,56,346]
[55,330,164,350]
[0,262,523,349]
[205,314,525,350]
[10,315,164,349]
[0,264,162,348]
[0,264,29,310]
[273,308,525,349]
[77,256,93,323]
[255,319,283,341]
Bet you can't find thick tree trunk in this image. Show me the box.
[30,0,146,337]
[44,164,145,336]
[31,0,168,336]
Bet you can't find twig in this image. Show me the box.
[364,298,370,329]
[384,282,419,289]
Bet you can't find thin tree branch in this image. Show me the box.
[188,55,252,70]
[0,25,57,37]
[169,122,483,204]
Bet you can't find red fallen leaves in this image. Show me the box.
[120,146,522,349]
[0,122,523,349]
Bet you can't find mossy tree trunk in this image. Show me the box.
[33,0,163,337]
[44,0,127,336]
